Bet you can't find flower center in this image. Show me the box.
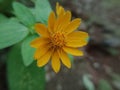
[50,32,65,47]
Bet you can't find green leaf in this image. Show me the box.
[0,0,14,12]
[68,54,74,63]
[7,45,45,90]
[21,35,37,66]
[13,2,36,27]
[9,17,20,22]
[0,14,8,23]
[108,72,120,89]
[83,74,95,90]
[98,79,113,90]
[0,21,29,49]
[35,0,52,24]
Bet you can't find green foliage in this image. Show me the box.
[111,73,120,82]
[7,45,45,90]
[110,73,120,89]
[107,48,119,56]
[0,0,52,50]
[0,21,29,49]
[0,0,54,90]
[68,54,74,63]
[0,0,14,12]
[83,74,95,90]
[0,14,8,23]
[13,2,36,27]
[35,0,52,24]
[21,35,37,66]
[101,0,120,8]
[98,79,113,90]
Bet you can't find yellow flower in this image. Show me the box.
[31,3,89,73]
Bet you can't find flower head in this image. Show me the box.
[31,3,89,73]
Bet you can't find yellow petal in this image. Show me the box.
[58,11,71,32]
[48,11,56,32]
[34,44,50,59]
[56,2,60,15]
[35,24,49,37]
[58,49,71,68]
[66,40,87,47]
[37,49,52,67]
[66,31,89,47]
[54,11,71,32]
[54,11,64,32]
[51,51,61,73]
[64,18,81,34]
[63,46,83,56]
[30,37,49,48]
[56,2,65,16]
[68,31,89,39]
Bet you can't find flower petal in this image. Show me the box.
[56,2,65,16]
[51,51,61,73]
[66,31,89,47]
[54,11,71,32]
[63,46,83,56]
[37,49,52,67]
[30,37,49,48]
[54,11,64,32]
[34,44,50,59]
[68,31,89,39]
[66,40,87,47]
[35,24,49,37]
[48,11,56,32]
[64,18,81,34]
[58,11,71,32]
[58,49,71,68]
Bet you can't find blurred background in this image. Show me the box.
[0,0,120,90]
